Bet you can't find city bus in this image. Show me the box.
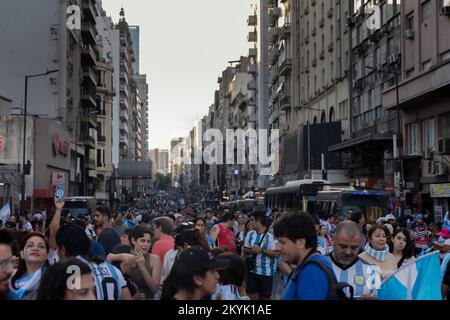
[62,196,97,218]
[264,179,331,211]
[311,186,388,222]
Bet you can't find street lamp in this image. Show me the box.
[366,63,404,216]
[21,69,58,215]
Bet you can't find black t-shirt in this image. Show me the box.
[98,227,121,256]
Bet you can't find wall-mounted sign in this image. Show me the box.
[430,184,450,198]
[52,172,65,185]
[52,135,69,157]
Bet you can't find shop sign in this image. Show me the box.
[430,183,450,198]
[52,135,69,157]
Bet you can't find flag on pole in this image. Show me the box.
[0,202,11,223]
[378,251,443,300]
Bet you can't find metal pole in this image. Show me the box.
[21,76,28,215]
[395,68,404,218]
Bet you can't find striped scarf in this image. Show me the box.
[364,243,389,262]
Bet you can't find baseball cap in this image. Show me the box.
[385,214,396,221]
[171,246,229,277]
[206,208,213,213]
[377,217,387,224]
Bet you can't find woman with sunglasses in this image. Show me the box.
[9,232,49,300]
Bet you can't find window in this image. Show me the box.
[406,13,414,30]
[421,0,432,23]
[409,123,419,155]
[441,113,450,138]
[423,118,437,151]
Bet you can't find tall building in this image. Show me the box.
[383,0,450,212]
[134,74,149,160]
[95,2,116,201]
[129,26,140,74]
[329,0,402,192]
[0,0,102,210]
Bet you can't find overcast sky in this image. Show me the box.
[102,0,256,150]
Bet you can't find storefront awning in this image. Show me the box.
[328,133,393,152]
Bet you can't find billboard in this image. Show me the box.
[117,161,152,178]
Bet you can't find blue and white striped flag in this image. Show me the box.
[378,251,442,300]
[0,202,11,223]
[444,211,450,230]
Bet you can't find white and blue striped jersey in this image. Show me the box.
[324,254,378,299]
[77,256,127,300]
[244,230,277,276]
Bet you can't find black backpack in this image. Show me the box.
[294,257,354,300]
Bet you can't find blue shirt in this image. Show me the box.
[281,253,334,300]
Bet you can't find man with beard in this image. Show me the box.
[325,221,378,299]
[0,230,15,299]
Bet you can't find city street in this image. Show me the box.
[0,0,450,305]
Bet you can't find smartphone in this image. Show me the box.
[55,184,65,201]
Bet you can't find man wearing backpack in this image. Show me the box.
[274,212,345,300]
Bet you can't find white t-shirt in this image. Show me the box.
[211,284,241,300]
[160,249,178,285]
[21,221,32,231]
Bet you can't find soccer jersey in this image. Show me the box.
[325,254,378,299]
[244,230,277,276]
[77,256,127,300]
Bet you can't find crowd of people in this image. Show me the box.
[0,199,449,300]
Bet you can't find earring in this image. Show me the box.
[199,282,203,285]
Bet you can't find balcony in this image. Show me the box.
[249,48,257,58]
[248,63,258,75]
[120,135,129,146]
[120,122,129,133]
[82,0,97,23]
[312,58,317,67]
[81,85,96,108]
[269,47,278,65]
[279,58,292,76]
[120,47,129,63]
[270,70,279,84]
[120,97,129,110]
[247,15,257,26]
[269,27,279,44]
[247,31,257,42]
[97,135,106,143]
[81,135,96,149]
[86,159,96,170]
[120,60,129,74]
[82,66,96,86]
[304,6,309,15]
[311,27,317,36]
[120,110,129,122]
[304,35,310,44]
[81,113,97,129]
[279,23,291,40]
[81,44,97,66]
[120,84,129,97]
[81,22,97,45]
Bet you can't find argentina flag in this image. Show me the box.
[378,251,442,300]
[0,202,11,223]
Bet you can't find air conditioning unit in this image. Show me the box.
[405,29,414,40]
[438,137,450,154]
[441,6,450,16]
[434,162,447,176]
